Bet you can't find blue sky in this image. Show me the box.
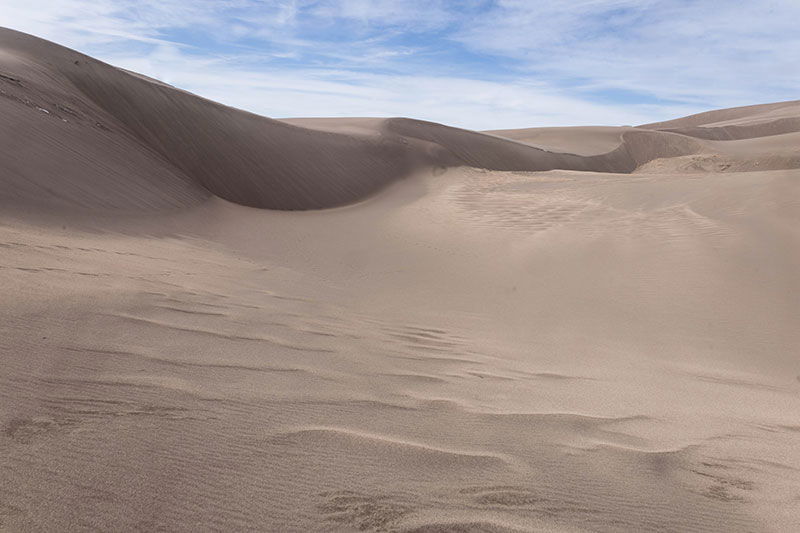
[3,0,799,129]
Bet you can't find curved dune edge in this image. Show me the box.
[1,26,799,212]
[639,100,800,130]
[638,100,800,140]
[0,28,421,211]
[0,27,768,212]
[483,125,635,156]
[649,116,800,141]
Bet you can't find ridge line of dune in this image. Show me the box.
[2,26,797,212]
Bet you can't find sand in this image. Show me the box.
[1,27,799,532]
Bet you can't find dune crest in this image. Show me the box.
[6,28,797,213]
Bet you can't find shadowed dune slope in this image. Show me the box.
[635,130,800,174]
[2,26,798,212]
[0,28,421,210]
[284,117,706,174]
[492,103,800,174]
[0,27,730,212]
[0,43,209,210]
[383,118,710,174]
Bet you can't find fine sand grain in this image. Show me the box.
[1,27,799,532]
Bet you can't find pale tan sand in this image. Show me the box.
[280,117,388,137]
[482,126,631,156]
[639,100,800,140]
[2,27,800,532]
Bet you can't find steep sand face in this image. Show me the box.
[0,48,208,211]
[0,28,421,211]
[0,28,723,212]
[635,132,800,174]
[2,27,800,533]
[633,116,800,175]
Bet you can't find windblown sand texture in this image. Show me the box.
[1,27,799,532]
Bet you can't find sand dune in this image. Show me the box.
[1,28,419,210]
[639,99,800,140]
[482,126,630,156]
[2,27,800,532]
[640,99,800,129]
[0,27,741,212]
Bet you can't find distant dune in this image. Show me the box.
[2,27,799,532]
[6,27,797,213]
[639,99,800,133]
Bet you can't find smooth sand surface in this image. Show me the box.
[639,100,800,140]
[2,27,799,532]
[481,126,631,156]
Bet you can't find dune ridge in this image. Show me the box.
[6,27,796,213]
[639,99,800,130]
[638,100,800,140]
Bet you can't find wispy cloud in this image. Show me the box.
[1,0,797,129]
[455,0,800,108]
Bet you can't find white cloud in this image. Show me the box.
[1,0,797,129]
[308,0,452,30]
[454,0,800,108]
[106,46,685,129]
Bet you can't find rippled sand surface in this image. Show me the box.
[2,27,799,532]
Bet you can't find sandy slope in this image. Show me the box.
[482,126,630,156]
[639,100,800,140]
[2,28,800,532]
